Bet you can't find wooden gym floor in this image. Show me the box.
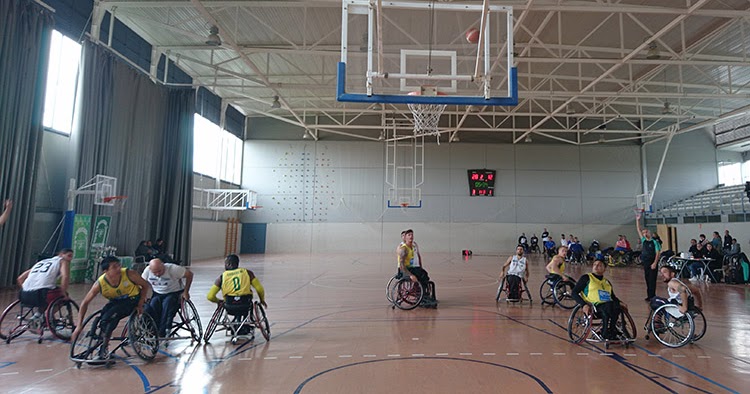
[0,252,748,393]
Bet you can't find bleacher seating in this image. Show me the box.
[649,184,750,218]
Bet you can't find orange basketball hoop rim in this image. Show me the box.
[102,195,128,203]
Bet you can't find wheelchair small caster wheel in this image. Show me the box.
[644,334,650,340]
[37,338,42,344]
[231,338,238,345]
[75,362,82,369]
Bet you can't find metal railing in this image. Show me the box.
[648,185,749,218]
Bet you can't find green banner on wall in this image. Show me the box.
[72,214,91,259]
[70,258,89,283]
[91,216,111,247]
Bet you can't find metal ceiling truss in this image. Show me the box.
[93,0,750,146]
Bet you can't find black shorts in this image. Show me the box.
[225,295,253,317]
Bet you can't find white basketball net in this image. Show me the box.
[408,103,446,143]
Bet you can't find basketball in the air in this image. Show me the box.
[465,28,479,44]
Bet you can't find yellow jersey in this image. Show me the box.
[581,273,613,305]
[549,257,565,274]
[397,242,415,269]
[222,268,252,297]
[98,268,140,300]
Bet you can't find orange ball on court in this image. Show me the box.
[465,28,479,44]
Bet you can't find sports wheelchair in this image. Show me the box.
[539,274,577,309]
[568,249,586,265]
[0,296,79,344]
[529,241,541,254]
[643,303,706,348]
[567,303,636,349]
[495,275,532,303]
[70,310,159,368]
[160,298,203,344]
[606,250,640,267]
[386,271,437,310]
[204,299,270,345]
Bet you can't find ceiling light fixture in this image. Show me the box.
[451,134,460,143]
[661,101,672,115]
[598,134,606,143]
[524,135,532,143]
[378,131,385,141]
[302,130,311,139]
[206,25,221,46]
[661,70,672,114]
[646,42,660,60]
[271,95,281,109]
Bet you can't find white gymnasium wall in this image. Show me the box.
[191,220,235,260]
[644,130,720,208]
[191,174,242,260]
[239,140,649,254]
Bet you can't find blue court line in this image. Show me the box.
[293,357,552,394]
[622,361,714,394]
[632,344,741,394]
[547,316,740,394]
[121,357,153,392]
[0,362,16,369]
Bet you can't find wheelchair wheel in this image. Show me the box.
[0,300,31,342]
[690,308,706,342]
[253,302,271,341]
[567,304,592,344]
[46,297,79,341]
[203,304,225,342]
[393,279,423,310]
[495,277,506,302]
[553,280,576,309]
[651,304,695,348]
[70,310,104,363]
[386,275,399,303]
[179,299,203,343]
[128,312,159,361]
[616,308,637,340]
[539,281,555,305]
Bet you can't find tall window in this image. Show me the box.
[43,30,81,135]
[193,114,243,184]
[718,162,742,186]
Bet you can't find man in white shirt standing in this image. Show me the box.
[142,258,194,338]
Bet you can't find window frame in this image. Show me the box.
[42,30,82,136]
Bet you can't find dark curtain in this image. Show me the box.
[154,90,194,264]
[0,0,53,287]
[77,41,194,264]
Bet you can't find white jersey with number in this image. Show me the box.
[22,256,62,290]
[141,263,186,294]
[412,242,421,268]
[507,255,527,277]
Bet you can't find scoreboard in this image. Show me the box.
[467,169,496,196]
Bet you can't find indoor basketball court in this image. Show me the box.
[3,0,750,393]
[0,252,747,393]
